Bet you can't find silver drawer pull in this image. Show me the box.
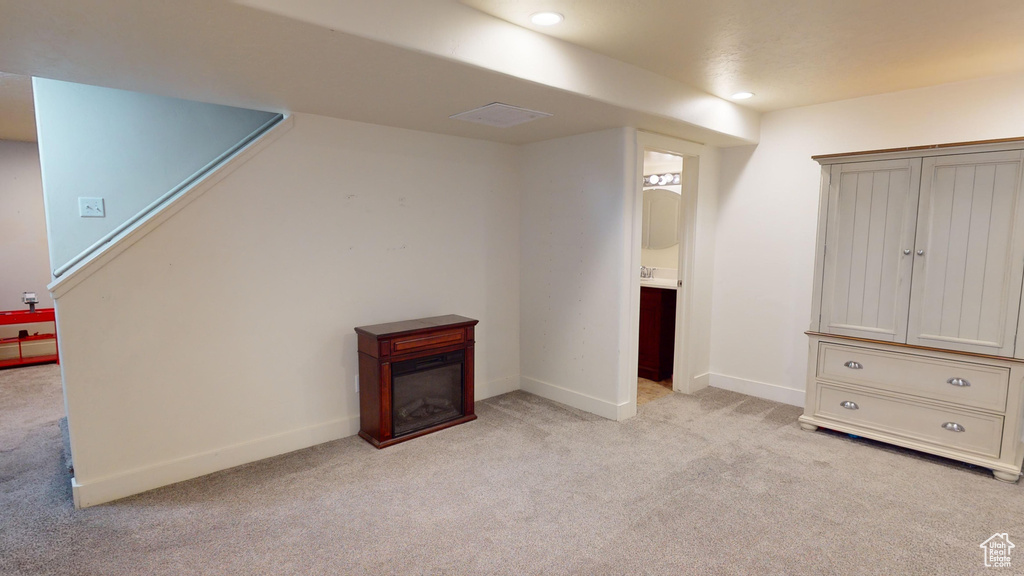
[941,422,966,433]
[947,377,971,387]
[843,361,863,370]
[839,401,859,410]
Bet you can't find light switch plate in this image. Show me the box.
[79,197,105,218]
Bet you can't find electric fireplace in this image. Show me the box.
[354,315,478,448]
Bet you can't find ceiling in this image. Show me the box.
[0,0,757,146]
[0,1,1022,145]
[463,0,1024,112]
[0,73,36,142]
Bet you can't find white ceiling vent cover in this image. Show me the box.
[449,102,552,128]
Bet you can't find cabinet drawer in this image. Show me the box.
[816,384,1004,458]
[390,328,465,355]
[818,343,1009,412]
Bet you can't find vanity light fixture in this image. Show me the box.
[731,91,755,100]
[644,173,681,187]
[530,11,564,26]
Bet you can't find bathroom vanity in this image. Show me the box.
[638,285,676,381]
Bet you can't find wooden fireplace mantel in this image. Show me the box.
[354,315,478,448]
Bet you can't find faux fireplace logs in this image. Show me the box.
[354,315,478,448]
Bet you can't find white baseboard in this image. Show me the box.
[687,372,711,393]
[476,375,519,400]
[520,376,626,420]
[70,375,521,508]
[71,414,359,508]
[708,373,805,407]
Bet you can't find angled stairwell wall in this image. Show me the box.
[37,82,522,508]
[33,78,282,276]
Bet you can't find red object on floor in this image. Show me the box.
[0,308,59,369]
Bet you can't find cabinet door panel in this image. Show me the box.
[820,159,920,340]
[908,151,1024,356]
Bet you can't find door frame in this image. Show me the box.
[622,131,709,418]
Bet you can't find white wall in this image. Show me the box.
[56,113,521,507]
[0,140,51,311]
[712,71,1024,406]
[519,128,634,418]
[33,79,279,273]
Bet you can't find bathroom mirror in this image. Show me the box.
[642,188,680,249]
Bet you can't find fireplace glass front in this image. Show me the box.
[391,350,465,437]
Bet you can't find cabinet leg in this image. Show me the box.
[799,422,819,432]
[993,470,1021,483]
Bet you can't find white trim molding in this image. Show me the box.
[520,376,630,421]
[691,372,711,392]
[624,131,712,417]
[70,373,520,508]
[709,373,805,407]
[71,411,357,508]
[49,114,295,298]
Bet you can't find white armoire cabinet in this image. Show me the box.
[801,139,1024,482]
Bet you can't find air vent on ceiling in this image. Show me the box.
[449,102,552,128]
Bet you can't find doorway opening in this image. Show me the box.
[625,132,704,415]
[637,150,682,405]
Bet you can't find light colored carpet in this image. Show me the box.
[2,364,1023,575]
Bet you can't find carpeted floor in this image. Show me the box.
[2,364,1023,575]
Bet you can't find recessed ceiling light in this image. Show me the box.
[530,12,564,26]
[731,91,755,100]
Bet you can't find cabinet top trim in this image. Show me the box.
[812,136,1024,164]
[354,314,478,338]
